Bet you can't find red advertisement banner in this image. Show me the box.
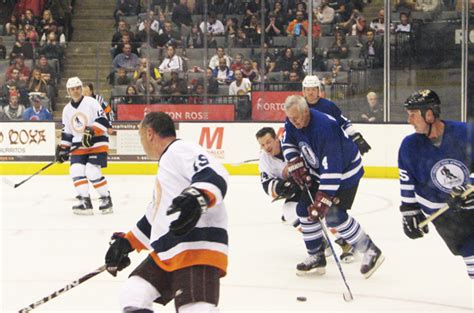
[251,91,301,121]
[117,104,235,121]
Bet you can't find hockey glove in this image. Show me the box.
[274,179,299,199]
[82,126,94,148]
[308,191,336,219]
[400,204,429,239]
[55,145,70,163]
[287,157,311,188]
[350,133,371,155]
[446,184,474,212]
[105,232,133,277]
[167,187,209,236]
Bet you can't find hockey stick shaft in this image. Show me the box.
[230,158,259,166]
[18,265,107,313]
[14,146,79,188]
[418,185,474,229]
[306,188,354,300]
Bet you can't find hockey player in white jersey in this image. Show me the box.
[104,112,229,312]
[398,89,474,279]
[55,77,113,215]
[256,126,355,264]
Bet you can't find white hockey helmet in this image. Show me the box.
[66,76,83,89]
[302,75,321,88]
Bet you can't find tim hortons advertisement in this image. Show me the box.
[116,104,235,121]
[0,122,55,161]
[251,91,299,121]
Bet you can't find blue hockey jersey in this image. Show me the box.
[398,120,474,215]
[309,98,355,136]
[282,109,364,196]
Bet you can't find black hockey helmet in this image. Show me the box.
[404,89,441,118]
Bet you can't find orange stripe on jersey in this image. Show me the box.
[93,180,107,189]
[72,145,108,155]
[150,249,227,276]
[74,179,88,187]
[104,106,111,113]
[92,126,105,136]
[125,231,148,252]
[201,190,217,208]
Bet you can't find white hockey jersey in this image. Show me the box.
[258,142,288,198]
[60,96,110,155]
[126,139,229,274]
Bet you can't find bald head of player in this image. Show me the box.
[284,95,311,129]
[139,112,177,160]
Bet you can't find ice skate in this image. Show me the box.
[322,238,332,257]
[296,252,326,276]
[72,196,93,215]
[335,238,355,264]
[360,241,385,278]
[99,194,113,214]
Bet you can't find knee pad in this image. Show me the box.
[85,163,102,181]
[325,207,349,228]
[70,163,86,179]
[179,302,219,313]
[120,276,160,311]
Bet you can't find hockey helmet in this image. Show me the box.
[404,89,441,117]
[66,76,83,90]
[302,75,321,88]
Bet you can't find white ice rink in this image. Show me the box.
[1,175,473,312]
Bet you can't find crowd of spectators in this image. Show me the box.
[0,0,74,121]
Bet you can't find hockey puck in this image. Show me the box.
[296,296,307,302]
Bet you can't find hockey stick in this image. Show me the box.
[306,188,354,302]
[18,265,107,313]
[13,146,79,189]
[229,158,259,166]
[418,185,474,229]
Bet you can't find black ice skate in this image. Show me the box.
[99,194,113,214]
[360,240,385,278]
[296,252,326,276]
[335,238,355,264]
[72,196,93,215]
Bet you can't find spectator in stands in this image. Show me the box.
[113,43,140,72]
[0,38,6,60]
[5,55,31,82]
[360,91,383,122]
[254,43,276,75]
[24,23,39,49]
[160,71,188,102]
[395,12,411,33]
[114,0,139,24]
[265,12,285,37]
[40,22,67,47]
[138,10,161,33]
[290,60,305,81]
[316,0,335,24]
[28,68,53,107]
[3,68,27,101]
[116,68,132,85]
[370,9,385,35]
[135,19,161,49]
[23,94,52,121]
[38,32,65,63]
[241,59,259,82]
[10,31,34,60]
[135,71,158,97]
[35,54,57,95]
[231,53,244,72]
[1,91,26,121]
[334,0,353,24]
[359,29,383,68]
[229,69,251,96]
[244,0,269,16]
[287,71,302,91]
[123,85,143,104]
[271,1,288,28]
[134,57,161,82]
[189,83,206,104]
[172,0,193,30]
[209,47,232,69]
[298,44,327,73]
[225,17,238,40]
[21,9,39,28]
[111,21,134,54]
[326,30,349,58]
[5,15,19,36]
[244,14,263,46]
[232,27,251,48]
[114,33,139,58]
[185,24,205,48]
[48,0,74,41]
[5,85,29,107]
[202,67,219,94]
[212,57,234,85]
[157,21,182,47]
[199,11,225,36]
[287,10,308,37]
[158,45,186,73]
[274,47,295,75]
[39,9,55,37]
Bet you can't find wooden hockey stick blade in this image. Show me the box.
[418,185,474,229]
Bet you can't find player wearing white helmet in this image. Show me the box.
[56,76,113,215]
[302,75,371,155]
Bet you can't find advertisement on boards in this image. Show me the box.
[116,104,235,121]
[251,91,296,121]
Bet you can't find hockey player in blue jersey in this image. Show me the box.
[302,75,371,155]
[398,89,474,279]
[282,95,384,278]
